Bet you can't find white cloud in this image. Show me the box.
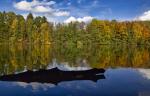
[54,11,70,16]
[136,10,150,21]
[14,0,69,17]
[78,16,94,22]
[14,0,32,11]
[33,6,52,13]
[65,17,77,23]
[65,16,94,23]
[14,0,55,12]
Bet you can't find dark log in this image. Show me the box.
[0,67,105,85]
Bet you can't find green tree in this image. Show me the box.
[40,22,52,44]
[26,13,34,44]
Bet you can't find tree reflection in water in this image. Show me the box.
[0,44,150,75]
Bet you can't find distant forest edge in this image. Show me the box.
[0,11,150,46]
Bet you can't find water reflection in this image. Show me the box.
[0,69,150,96]
[0,44,150,96]
[138,69,150,80]
[0,44,150,75]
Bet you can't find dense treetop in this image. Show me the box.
[0,11,150,46]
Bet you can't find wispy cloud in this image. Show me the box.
[136,10,150,21]
[14,0,55,12]
[13,0,112,22]
[13,0,70,17]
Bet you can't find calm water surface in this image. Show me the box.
[0,44,150,96]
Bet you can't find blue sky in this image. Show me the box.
[0,0,150,22]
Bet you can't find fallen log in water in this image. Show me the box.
[0,67,105,85]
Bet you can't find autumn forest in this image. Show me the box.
[0,11,150,46]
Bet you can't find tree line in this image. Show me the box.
[0,11,52,44]
[0,11,150,46]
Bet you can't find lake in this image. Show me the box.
[0,44,150,96]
